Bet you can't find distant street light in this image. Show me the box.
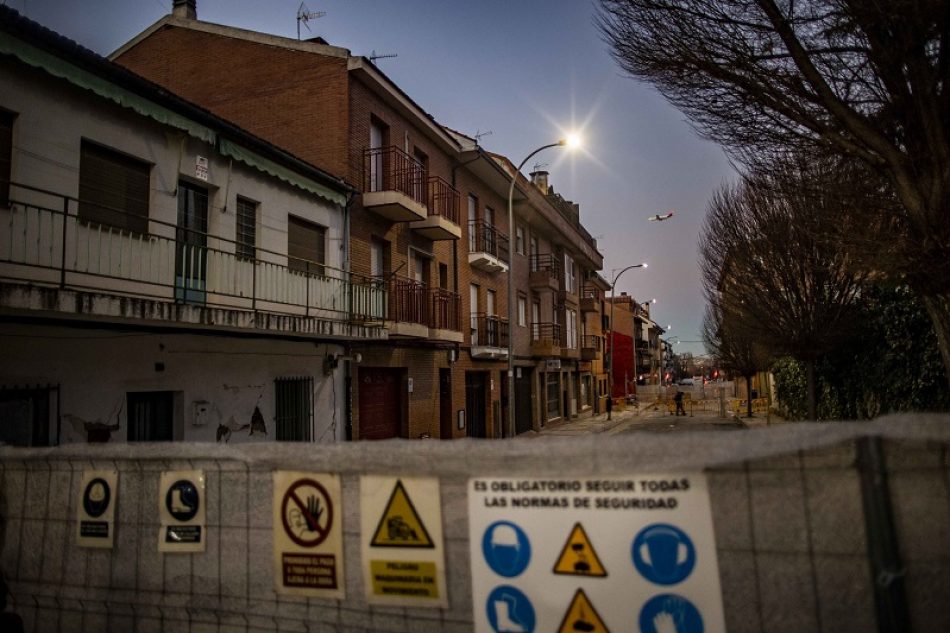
[607,263,647,421]
[506,135,581,437]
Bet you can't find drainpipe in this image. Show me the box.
[343,191,355,441]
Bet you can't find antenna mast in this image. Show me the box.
[369,50,398,64]
[296,3,326,40]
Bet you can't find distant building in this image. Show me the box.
[0,7,376,445]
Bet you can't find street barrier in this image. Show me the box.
[1,416,948,632]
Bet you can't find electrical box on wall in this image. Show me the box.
[193,400,210,426]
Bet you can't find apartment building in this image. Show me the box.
[582,272,611,413]
[634,303,664,385]
[114,1,606,438]
[0,7,380,445]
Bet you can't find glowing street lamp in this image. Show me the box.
[506,135,581,437]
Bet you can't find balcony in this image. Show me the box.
[530,322,561,357]
[580,285,603,313]
[529,254,560,291]
[581,335,602,361]
[385,276,463,341]
[468,220,509,273]
[362,146,427,222]
[0,182,386,340]
[470,314,509,359]
[410,176,461,241]
[429,287,463,343]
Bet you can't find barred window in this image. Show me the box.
[0,109,15,206]
[275,376,313,442]
[78,141,150,233]
[236,196,257,260]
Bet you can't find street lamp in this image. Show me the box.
[506,136,580,438]
[606,263,648,420]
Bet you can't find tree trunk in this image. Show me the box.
[745,374,754,418]
[920,292,950,390]
[805,359,817,420]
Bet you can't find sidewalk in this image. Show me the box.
[531,401,787,436]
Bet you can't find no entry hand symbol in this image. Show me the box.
[281,479,334,548]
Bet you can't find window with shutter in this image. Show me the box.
[78,141,150,233]
[287,215,326,276]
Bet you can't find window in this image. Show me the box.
[79,141,150,233]
[529,236,539,271]
[371,238,388,278]
[468,195,478,251]
[288,215,326,276]
[485,206,495,227]
[0,386,54,446]
[470,284,479,345]
[487,290,496,316]
[564,253,577,293]
[566,309,578,349]
[0,109,15,206]
[439,263,448,289]
[127,391,178,442]
[531,300,541,340]
[515,226,525,255]
[235,196,257,260]
[412,251,429,284]
[518,295,527,327]
[275,377,313,441]
[369,118,389,192]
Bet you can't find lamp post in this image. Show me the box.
[505,136,579,438]
[606,263,647,420]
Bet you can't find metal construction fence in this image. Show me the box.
[1,416,948,632]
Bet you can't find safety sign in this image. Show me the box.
[273,471,344,599]
[361,476,447,607]
[468,475,725,632]
[76,470,117,548]
[158,470,205,553]
[553,523,607,577]
[557,588,609,633]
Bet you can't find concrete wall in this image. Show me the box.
[1,417,947,632]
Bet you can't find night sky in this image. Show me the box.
[17,0,737,356]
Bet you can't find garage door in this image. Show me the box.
[358,367,403,440]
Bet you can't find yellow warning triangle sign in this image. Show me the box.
[553,522,607,577]
[370,480,434,548]
[557,588,610,633]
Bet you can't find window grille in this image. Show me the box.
[275,376,313,442]
[235,196,257,260]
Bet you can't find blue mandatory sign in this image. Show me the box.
[486,585,535,633]
[165,479,200,522]
[82,478,111,518]
[639,593,704,633]
[632,523,696,585]
[482,521,531,577]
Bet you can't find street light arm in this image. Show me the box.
[506,142,564,204]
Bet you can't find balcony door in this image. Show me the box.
[470,284,479,346]
[369,120,386,192]
[175,181,208,304]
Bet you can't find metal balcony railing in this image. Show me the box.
[430,287,461,332]
[530,253,561,279]
[468,220,509,262]
[582,335,602,351]
[388,275,428,326]
[470,314,509,348]
[531,322,561,344]
[0,181,386,325]
[427,176,460,225]
[363,146,426,205]
[581,284,603,301]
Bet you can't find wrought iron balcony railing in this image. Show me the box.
[363,145,426,205]
[426,176,460,225]
[470,314,509,348]
[468,220,509,262]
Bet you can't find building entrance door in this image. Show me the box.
[515,368,533,435]
[465,371,487,438]
[358,368,403,440]
[439,368,452,439]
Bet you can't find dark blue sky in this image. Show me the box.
[19,0,736,356]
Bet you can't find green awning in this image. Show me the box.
[0,31,216,144]
[218,138,346,206]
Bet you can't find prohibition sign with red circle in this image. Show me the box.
[280,478,334,548]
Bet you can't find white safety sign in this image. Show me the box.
[468,474,725,633]
[158,470,205,553]
[360,476,448,607]
[76,470,117,548]
[273,471,344,599]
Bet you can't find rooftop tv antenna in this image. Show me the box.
[369,50,398,63]
[474,129,493,143]
[296,2,326,40]
[532,161,549,172]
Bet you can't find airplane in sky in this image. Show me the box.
[648,211,675,222]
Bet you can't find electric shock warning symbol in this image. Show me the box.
[553,522,607,577]
[557,588,610,633]
[370,480,434,548]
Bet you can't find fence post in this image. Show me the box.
[60,197,69,288]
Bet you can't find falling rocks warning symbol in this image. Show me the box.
[557,588,610,633]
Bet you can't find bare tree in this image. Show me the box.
[597,0,950,383]
[702,304,768,418]
[701,161,867,418]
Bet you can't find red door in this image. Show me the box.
[358,368,403,440]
